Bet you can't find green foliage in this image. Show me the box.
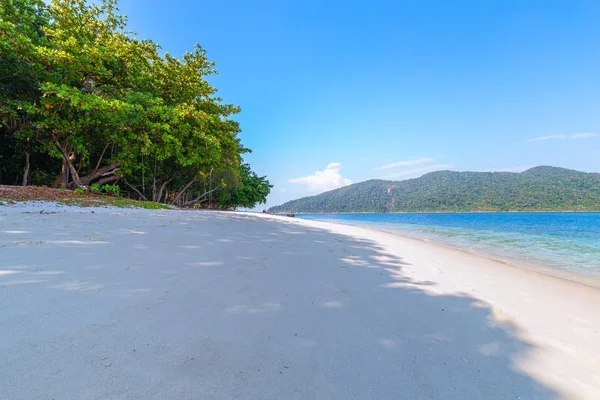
[0,0,269,209]
[54,198,169,209]
[102,183,120,196]
[90,183,101,192]
[215,163,272,209]
[73,188,87,194]
[269,167,600,213]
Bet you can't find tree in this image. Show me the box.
[216,163,272,210]
[0,0,51,185]
[1,0,270,210]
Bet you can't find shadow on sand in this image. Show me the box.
[0,210,556,399]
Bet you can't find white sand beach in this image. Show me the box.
[1,204,599,399]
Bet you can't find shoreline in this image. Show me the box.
[282,210,600,214]
[3,202,597,287]
[255,211,600,290]
[2,205,600,399]
[292,213,600,289]
[2,202,597,288]
[343,220,600,290]
[250,211,600,398]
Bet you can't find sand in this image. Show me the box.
[0,203,599,399]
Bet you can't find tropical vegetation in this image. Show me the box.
[0,0,271,209]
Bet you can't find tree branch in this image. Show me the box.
[78,163,120,186]
[95,141,112,170]
[123,179,148,201]
[52,135,82,188]
[171,179,200,205]
[95,175,121,186]
[154,177,173,203]
[182,185,221,207]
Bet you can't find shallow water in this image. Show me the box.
[298,212,600,280]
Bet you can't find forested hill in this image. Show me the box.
[269,166,600,213]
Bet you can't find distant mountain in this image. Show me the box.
[269,166,600,213]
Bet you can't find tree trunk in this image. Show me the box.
[182,185,221,207]
[94,175,121,186]
[154,178,172,202]
[171,179,200,205]
[123,179,148,201]
[21,151,30,186]
[152,153,157,200]
[67,158,81,187]
[51,154,72,188]
[77,163,120,187]
[95,142,112,170]
[53,137,83,188]
[208,169,213,205]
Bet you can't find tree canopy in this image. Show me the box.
[0,0,271,209]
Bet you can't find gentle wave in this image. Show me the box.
[298,212,600,281]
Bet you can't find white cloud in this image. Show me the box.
[289,163,352,193]
[382,164,455,180]
[279,188,286,192]
[374,157,434,171]
[528,133,597,142]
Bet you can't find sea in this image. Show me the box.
[297,212,600,283]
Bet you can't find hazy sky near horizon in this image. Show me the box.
[118,0,600,207]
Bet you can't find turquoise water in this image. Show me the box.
[297,213,600,281]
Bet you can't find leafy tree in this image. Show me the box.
[1,0,270,210]
[215,163,272,210]
[0,0,52,185]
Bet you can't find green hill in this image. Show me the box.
[269,166,600,213]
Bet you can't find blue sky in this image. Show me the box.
[118,0,600,207]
